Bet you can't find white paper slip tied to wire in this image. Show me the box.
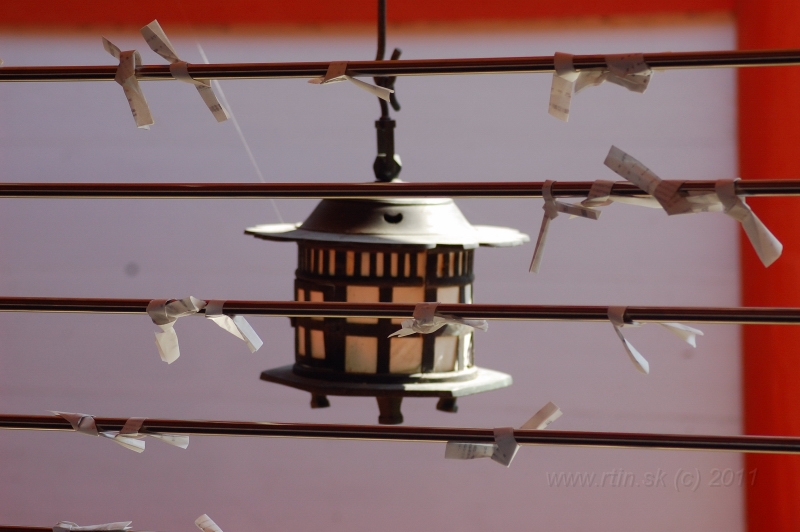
[548,52,653,122]
[205,300,264,353]
[146,297,262,363]
[50,411,189,453]
[101,38,153,129]
[309,61,394,101]
[194,515,224,532]
[103,20,229,128]
[389,302,488,337]
[42,514,223,532]
[53,520,133,531]
[147,296,206,363]
[445,401,562,467]
[140,20,229,122]
[602,145,783,267]
[608,307,703,375]
[529,180,600,273]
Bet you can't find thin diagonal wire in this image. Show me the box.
[197,44,284,223]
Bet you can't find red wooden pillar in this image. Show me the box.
[738,1,800,530]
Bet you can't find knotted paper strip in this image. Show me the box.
[147,297,207,364]
[602,54,653,92]
[604,145,726,214]
[603,146,783,266]
[608,306,703,374]
[658,322,704,348]
[53,521,132,532]
[548,52,580,121]
[102,38,153,129]
[580,179,615,208]
[548,52,653,121]
[716,180,783,267]
[195,514,224,532]
[101,432,145,453]
[529,180,600,273]
[140,20,229,122]
[490,427,520,467]
[50,411,144,453]
[608,306,650,375]
[205,300,263,353]
[519,401,563,430]
[51,411,99,436]
[603,146,695,215]
[389,302,488,338]
[118,417,190,449]
[445,401,563,467]
[309,61,394,102]
[580,179,661,209]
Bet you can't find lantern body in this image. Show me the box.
[247,195,528,423]
[294,242,476,381]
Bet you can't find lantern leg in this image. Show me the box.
[310,394,330,409]
[376,396,404,425]
[436,397,458,413]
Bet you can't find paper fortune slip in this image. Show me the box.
[445,401,563,467]
[389,302,488,338]
[309,61,394,102]
[529,180,600,273]
[54,516,214,532]
[51,411,100,436]
[51,411,188,453]
[102,38,153,129]
[549,52,653,122]
[50,410,144,452]
[140,20,229,122]
[195,514,224,532]
[118,417,190,450]
[715,180,783,267]
[608,306,703,375]
[147,296,207,364]
[53,521,133,531]
[603,146,783,267]
[205,300,263,353]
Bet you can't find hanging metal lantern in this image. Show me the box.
[244,5,528,423]
[246,194,528,424]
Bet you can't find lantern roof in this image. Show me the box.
[245,195,529,249]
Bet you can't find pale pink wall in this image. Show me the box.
[0,19,743,531]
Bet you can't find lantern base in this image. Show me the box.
[260,364,512,424]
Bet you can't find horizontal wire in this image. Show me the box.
[0,528,167,532]
[0,180,798,199]
[0,527,167,532]
[1,414,799,454]
[1,297,800,324]
[2,49,800,82]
